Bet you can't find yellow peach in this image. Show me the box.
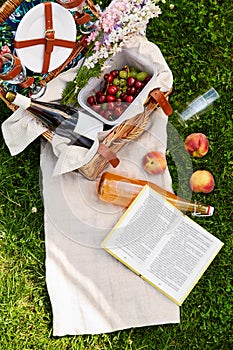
[184,133,209,158]
[190,170,215,193]
[142,151,167,175]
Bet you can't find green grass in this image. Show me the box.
[0,0,233,349]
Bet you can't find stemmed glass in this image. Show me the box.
[0,52,46,98]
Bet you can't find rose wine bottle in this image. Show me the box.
[97,172,214,216]
[6,91,95,149]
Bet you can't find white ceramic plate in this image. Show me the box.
[15,2,76,73]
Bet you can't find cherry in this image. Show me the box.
[127,76,136,87]
[134,80,144,89]
[96,90,104,97]
[127,86,137,95]
[106,101,115,110]
[110,69,119,77]
[125,95,134,103]
[119,70,128,79]
[107,85,118,95]
[97,94,106,104]
[120,92,127,100]
[116,90,122,98]
[119,78,127,87]
[104,73,114,83]
[113,78,120,86]
[144,75,152,83]
[91,104,101,112]
[87,95,95,106]
[114,105,125,117]
[103,109,113,120]
[99,109,106,117]
[106,95,116,102]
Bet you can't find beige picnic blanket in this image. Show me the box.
[2,35,180,335]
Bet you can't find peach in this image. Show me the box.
[184,133,209,158]
[190,170,215,193]
[142,151,167,175]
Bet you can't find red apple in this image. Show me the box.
[190,170,215,193]
[185,133,209,157]
[142,151,167,175]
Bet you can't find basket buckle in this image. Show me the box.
[45,29,55,41]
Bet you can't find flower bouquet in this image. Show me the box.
[61,0,163,106]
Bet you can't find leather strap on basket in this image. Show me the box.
[97,143,120,168]
[73,12,91,25]
[56,0,84,9]
[149,89,173,116]
[14,2,76,74]
[0,54,22,80]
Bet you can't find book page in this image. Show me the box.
[102,185,224,305]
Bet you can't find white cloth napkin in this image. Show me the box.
[41,107,180,336]
[1,108,47,156]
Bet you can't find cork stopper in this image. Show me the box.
[6,91,16,103]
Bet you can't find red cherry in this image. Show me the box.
[125,95,134,103]
[114,106,124,117]
[120,92,127,100]
[106,95,116,102]
[134,80,144,89]
[87,95,95,106]
[107,85,118,95]
[127,86,137,95]
[127,76,136,87]
[106,101,115,110]
[96,90,104,97]
[121,102,128,110]
[103,109,113,120]
[99,109,106,117]
[104,73,114,83]
[144,75,152,83]
[110,69,119,77]
[91,104,102,112]
[97,94,106,104]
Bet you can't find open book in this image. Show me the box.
[101,185,223,305]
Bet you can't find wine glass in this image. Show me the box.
[0,52,46,98]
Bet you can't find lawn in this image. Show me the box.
[0,0,232,349]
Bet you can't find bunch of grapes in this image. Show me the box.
[86,65,151,122]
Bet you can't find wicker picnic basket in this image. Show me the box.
[0,0,172,180]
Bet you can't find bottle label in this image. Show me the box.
[14,93,31,110]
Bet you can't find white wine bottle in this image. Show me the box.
[6,91,95,149]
